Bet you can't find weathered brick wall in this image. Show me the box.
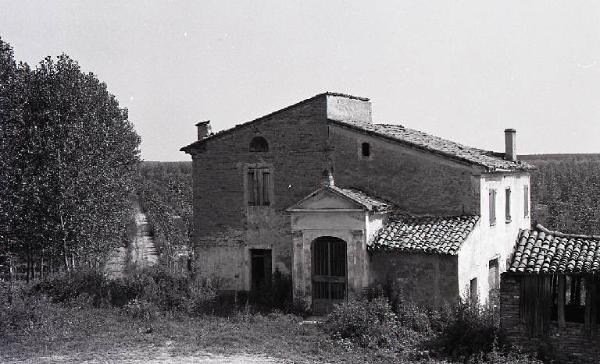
[329,125,481,215]
[501,274,600,363]
[190,96,332,289]
[369,251,459,307]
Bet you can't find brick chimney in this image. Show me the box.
[504,128,517,162]
[196,121,211,140]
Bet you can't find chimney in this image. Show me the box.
[504,128,517,161]
[321,170,335,187]
[196,121,211,140]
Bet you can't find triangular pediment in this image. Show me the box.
[289,188,366,211]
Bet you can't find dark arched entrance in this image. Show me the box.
[312,236,347,314]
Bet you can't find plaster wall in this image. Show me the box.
[457,172,531,302]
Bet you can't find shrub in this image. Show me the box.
[184,275,219,315]
[32,268,110,307]
[321,297,402,350]
[122,298,159,321]
[435,301,507,360]
[249,270,294,313]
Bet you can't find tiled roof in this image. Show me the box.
[329,186,391,212]
[371,215,479,255]
[329,120,534,172]
[508,225,600,274]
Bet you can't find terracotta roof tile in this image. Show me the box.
[371,214,479,255]
[329,186,391,212]
[508,225,600,274]
[330,120,534,172]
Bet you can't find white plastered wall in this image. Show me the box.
[457,172,531,303]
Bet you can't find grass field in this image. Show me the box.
[0,300,402,364]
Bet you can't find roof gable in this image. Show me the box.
[288,185,391,212]
[290,188,365,211]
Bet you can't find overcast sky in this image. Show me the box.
[2,1,599,161]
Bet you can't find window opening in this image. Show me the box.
[489,189,496,226]
[505,188,512,223]
[361,142,370,157]
[249,136,269,152]
[247,167,271,206]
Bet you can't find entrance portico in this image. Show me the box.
[287,183,390,314]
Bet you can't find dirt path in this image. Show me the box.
[105,200,157,279]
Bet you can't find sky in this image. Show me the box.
[1,0,599,161]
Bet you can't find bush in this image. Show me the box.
[122,298,159,321]
[434,301,507,360]
[322,297,404,350]
[249,270,294,313]
[32,268,110,306]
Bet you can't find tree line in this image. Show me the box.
[0,38,141,280]
[138,161,192,272]
[524,155,600,235]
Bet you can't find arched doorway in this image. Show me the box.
[312,236,347,314]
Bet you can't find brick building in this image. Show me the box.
[501,224,600,362]
[181,92,533,313]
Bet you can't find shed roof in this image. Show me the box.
[508,224,600,274]
[371,214,480,255]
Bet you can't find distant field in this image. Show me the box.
[520,153,600,162]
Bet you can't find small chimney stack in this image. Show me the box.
[321,170,335,187]
[196,121,211,140]
[504,128,517,162]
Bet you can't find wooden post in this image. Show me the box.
[558,275,566,329]
[585,277,593,332]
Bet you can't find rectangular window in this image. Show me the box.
[505,188,511,223]
[470,278,478,302]
[488,259,499,302]
[489,189,496,226]
[247,167,271,206]
[524,185,529,217]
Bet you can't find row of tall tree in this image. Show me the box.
[138,161,192,272]
[526,156,600,235]
[0,38,141,279]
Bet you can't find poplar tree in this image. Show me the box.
[0,38,141,274]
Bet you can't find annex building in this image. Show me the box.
[182,92,533,314]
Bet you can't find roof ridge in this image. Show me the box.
[329,119,535,172]
[534,223,600,240]
[389,211,479,218]
[182,92,370,153]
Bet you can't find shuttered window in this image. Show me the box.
[247,168,271,206]
[524,185,529,217]
[489,189,496,226]
[505,188,512,222]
